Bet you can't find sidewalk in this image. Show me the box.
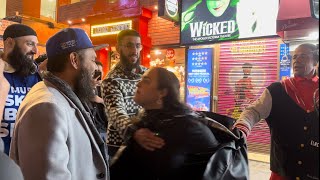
[249,160,271,180]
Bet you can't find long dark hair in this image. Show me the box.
[154,67,191,114]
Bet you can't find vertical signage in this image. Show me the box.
[186,48,213,111]
[279,43,291,80]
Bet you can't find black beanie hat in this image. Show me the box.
[3,24,37,41]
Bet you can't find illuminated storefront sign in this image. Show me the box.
[91,20,132,37]
[186,48,213,111]
[181,0,279,45]
[279,43,292,80]
[158,0,180,22]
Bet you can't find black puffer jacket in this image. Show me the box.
[111,109,220,180]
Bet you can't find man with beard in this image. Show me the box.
[10,28,110,180]
[101,29,147,156]
[0,24,41,155]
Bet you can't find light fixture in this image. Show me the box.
[81,18,86,22]
[67,20,72,25]
[155,50,162,55]
[154,5,158,10]
[308,32,319,40]
[147,54,151,58]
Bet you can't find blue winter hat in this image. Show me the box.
[46,28,107,60]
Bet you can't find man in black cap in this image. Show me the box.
[10,28,109,180]
[0,24,41,155]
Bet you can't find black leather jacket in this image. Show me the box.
[111,110,249,180]
[111,109,219,180]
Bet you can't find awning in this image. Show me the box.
[277,0,318,37]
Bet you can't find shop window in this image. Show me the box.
[0,0,6,19]
[150,48,186,101]
[40,0,57,20]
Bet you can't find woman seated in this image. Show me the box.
[110,67,220,180]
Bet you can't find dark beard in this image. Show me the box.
[74,65,95,102]
[7,44,36,76]
[120,50,140,71]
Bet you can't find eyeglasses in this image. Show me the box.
[292,53,313,61]
[121,43,143,51]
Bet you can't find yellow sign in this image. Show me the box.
[91,20,132,37]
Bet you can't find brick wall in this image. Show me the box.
[6,0,22,17]
[141,0,180,46]
[148,11,180,46]
[140,0,158,8]
[6,0,41,18]
[58,1,95,23]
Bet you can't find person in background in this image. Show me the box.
[0,58,24,180]
[0,57,9,120]
[111,67,219,180]
[94,61,104,96]
[101,29,147,156]
[34,53,48,75]
[234,43,319,180]
[10,28,109,180]
[0,24,41,155]
[90,61,108,141]
[0,58,10,150]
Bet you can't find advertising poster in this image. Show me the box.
[186,48,213,111]
[218,38,279,120]
[180,0,279,45]
[218,38,279,154]
[279,43,292,80]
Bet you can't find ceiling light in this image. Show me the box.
[154,5,158,10]
[67,20,72,25]
[308,32,319,40]
[81,18,86,22]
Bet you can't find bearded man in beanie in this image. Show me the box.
[0,24,41,155]
[10,28,109,180]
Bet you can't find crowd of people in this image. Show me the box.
[0,23,319,180]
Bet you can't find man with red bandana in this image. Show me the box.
[234,43,319,180]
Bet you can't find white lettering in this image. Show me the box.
[228,21,236,33]
[0,122,15,137]
[206,23,213,36]
[0,122,9,137]
[220,21,227,34]
[311,140,319,148]
[6,95,14,106]
[5,95,25,107]
[190,22,203,37]
[4,108,17,121]
[190,20,236,38]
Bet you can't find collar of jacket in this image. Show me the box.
[115,62,147,76]
[42,72,108,163]
[3,60,15,73]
